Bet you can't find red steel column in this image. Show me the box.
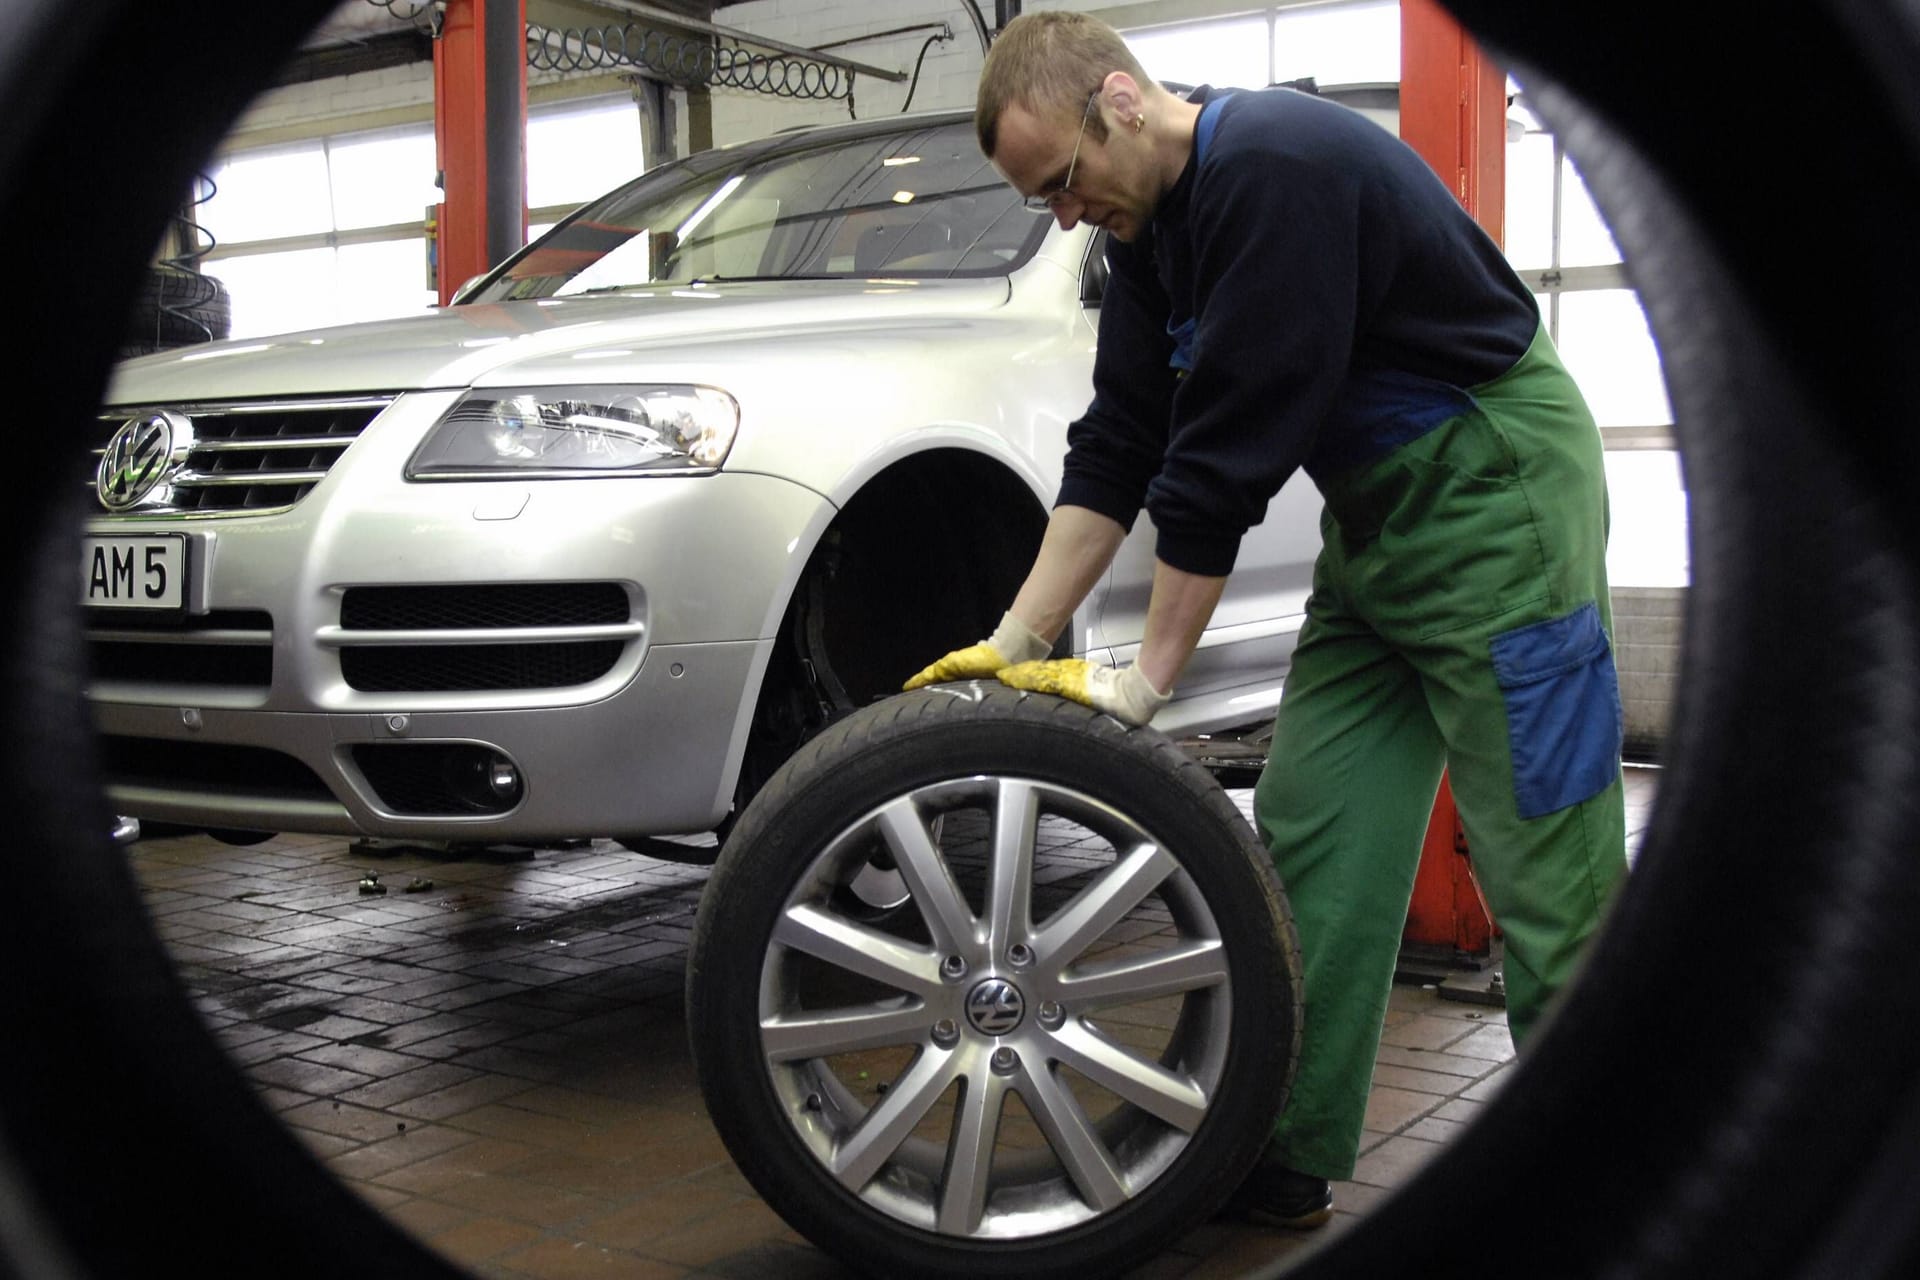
[432,0,526,305]
[1399,0,1506,956]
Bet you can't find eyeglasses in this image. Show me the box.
[1023,91,1100,213]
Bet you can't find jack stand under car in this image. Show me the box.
[685,684,1303,1279]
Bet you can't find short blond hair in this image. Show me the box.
[975,11,1150,156]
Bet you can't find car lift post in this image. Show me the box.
[432,0,527,305]
[1395,0,1509,1003]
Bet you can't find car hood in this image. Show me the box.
[102,277,1016,405]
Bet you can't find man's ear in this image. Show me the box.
[1100,70,1146,123]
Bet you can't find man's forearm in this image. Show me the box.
[1010,505,1129,643]
[1135,558,1228,693]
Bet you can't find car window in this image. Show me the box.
[469,119,1049,302]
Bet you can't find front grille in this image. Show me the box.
[84,608,273,690]
[90,398,389,514]
[341,641,625,692]
[100,736,332,802]
[352,743,522,815]
[341,583,630,630]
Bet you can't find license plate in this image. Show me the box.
[82,534,187,611]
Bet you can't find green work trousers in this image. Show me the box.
[1254,326,1628,1181]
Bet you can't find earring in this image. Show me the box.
[1133,113,1145,134]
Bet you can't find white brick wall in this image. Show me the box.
[1612,586,1686,760]
[236,61,434,141]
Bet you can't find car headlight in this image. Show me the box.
[407,385,739,479]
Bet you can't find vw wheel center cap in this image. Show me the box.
[965,977,1026,1036]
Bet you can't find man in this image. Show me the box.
[906,11,1627,1229]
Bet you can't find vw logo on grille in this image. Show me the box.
[965,978,1026,1036]
[97,410,192,511]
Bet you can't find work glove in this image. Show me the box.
[903,611,1051,690]
[996,658,1170,727]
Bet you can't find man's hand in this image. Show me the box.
[903,611,1051,690]
[996,658,1170,726]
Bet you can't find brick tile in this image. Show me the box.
[282,1098,412,1142]
[499,1237,684,1279]
[1373,1045,1501,1079]
[1378,1014,1476,1052]
[1462,1062,1516,1099]
[1371,1062,1473,1096]
[1404,1116,1470,1144]
[439,1102,594,1148]
[298,1042,430,1078]
[327,1125,477,1180]
[339,1061,483,1108]
[292,1129,360,1159]
[635,1198,796,1267]
[372,1138,538,1194]
[1362,1084,1439,1132]
[574,1184,742,1250]
[1351,1135,1445,1189]
[1447,1024,1520,1063]
[380,1196,472,1239]
[245,1057,376,1096]
[691,1240,859,1280]
[1329,1178,1395,1217]
[420,1214,544,1265]
[430,1173,608,1227]
[351,1011,489,1051]
[390,1072,539,1123]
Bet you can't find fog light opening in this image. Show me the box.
[440,746,525,813]
[488,757,520,800]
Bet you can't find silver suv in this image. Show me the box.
[83,109,1319,854]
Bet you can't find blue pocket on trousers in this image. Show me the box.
[1489,600,1624,819]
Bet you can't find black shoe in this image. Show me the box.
[1224,1159,1334,1230]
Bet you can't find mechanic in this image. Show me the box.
[906,10,1628,1229]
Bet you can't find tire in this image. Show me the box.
[686,684,1302,1279]
[121,262,231,356]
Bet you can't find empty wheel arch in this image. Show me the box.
[733,449,1052,821]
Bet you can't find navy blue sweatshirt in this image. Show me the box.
[1056,85,1541,576]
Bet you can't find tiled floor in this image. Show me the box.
[128,765,1659,1279]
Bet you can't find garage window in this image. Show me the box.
[199,95,645,339]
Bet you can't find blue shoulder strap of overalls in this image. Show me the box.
[1166,92,1233,373]
[1195,91,1231,164]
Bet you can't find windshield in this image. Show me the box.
[467,118,1050,303]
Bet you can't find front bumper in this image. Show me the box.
[94,637,766,841]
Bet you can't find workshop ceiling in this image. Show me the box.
[285,0,748,82]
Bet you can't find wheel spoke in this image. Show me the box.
[761,1000,932,1062]
[831,1046,958,1190]
[938,1070,1010,1235]
[985,779,1039,951]
[1018,1060,1128,1211]
[1030,840,1176,970]
[1055,939,1228,1010]
[774,903,943,997]
[1047,1022,1208,1132]
[877,797,977,956]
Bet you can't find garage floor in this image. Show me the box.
[130,767,1659,1279]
